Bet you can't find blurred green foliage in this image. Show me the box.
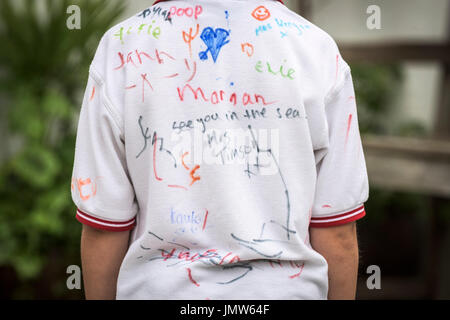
[0,0,125,298]
[351,63,402,134]
[351,62,427,137]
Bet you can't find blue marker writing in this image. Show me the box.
[199,27,230,63]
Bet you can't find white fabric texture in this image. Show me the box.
[71,0,369,299]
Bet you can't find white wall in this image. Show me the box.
[311,0,450,133]
[312,0,449,43]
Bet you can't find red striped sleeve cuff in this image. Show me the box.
[76,209,136,232]
[310,205,366,228]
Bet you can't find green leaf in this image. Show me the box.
[8,88,44,140]
[30,209,64,235]
[42,89,73,119]
[12,253,44,280]
[11,145,61,188]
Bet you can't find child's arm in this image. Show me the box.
[310,222,359,300]
[308,57,369,299]
[81,225,130,300]
[71,71,139,299]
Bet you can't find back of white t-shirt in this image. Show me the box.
[71,0,369,299]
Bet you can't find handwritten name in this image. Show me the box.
[177,84,276,107]
[255,60,296,80]
[138,6,172,23]
[114,21,161,44]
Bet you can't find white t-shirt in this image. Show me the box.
[71,0,369,300]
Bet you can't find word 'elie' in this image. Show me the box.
[256,60,295,79]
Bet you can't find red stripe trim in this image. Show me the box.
[310,209,366,228]
[153,0,284,5]
[76,213,136,232]
[76,209,136,232]
[77,208,135,225]
[310,205,365,221]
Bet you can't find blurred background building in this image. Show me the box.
[0,0,449,299]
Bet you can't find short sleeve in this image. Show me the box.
[310,67,369,228]
[71,70,138,232]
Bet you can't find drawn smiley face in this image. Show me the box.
[252,6,271,21]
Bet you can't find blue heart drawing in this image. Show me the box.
[199,27,230,63]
